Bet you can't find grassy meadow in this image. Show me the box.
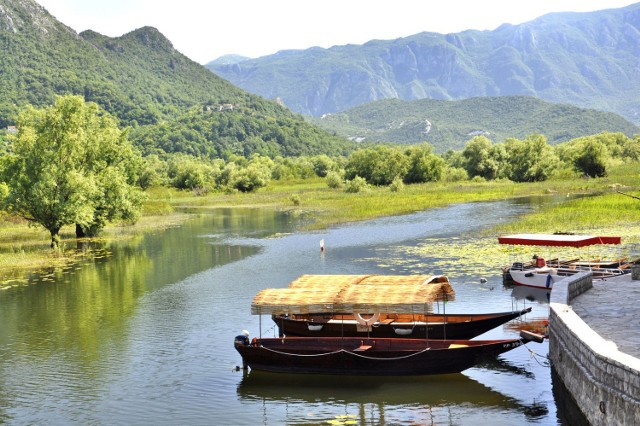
[1,162,639,288]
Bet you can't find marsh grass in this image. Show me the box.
[1,162,638,287]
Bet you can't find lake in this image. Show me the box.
[0,200,578,425]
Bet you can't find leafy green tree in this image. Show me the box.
[404,144,445,183]
[0,96,144,247]
[345,146,409,185]
[167,154,220,192]
[572,139,610,177]
[137,154,169,190]
[345,176,368,193]
[504,134,560,182]
[311,155,336,177]
[462,136,502,180]
[622,137,640,161]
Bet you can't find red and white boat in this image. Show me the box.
[499,234,635,289]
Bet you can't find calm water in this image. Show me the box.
[0,201,577,425]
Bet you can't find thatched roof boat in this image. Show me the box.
[235,274,540,376]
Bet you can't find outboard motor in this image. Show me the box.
[234,329,250,347]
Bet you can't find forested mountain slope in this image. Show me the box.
[310,96,640,152]
[0,0,352,157]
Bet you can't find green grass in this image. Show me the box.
[1,162,639,288]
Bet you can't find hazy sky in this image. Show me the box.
[36,0,636,64]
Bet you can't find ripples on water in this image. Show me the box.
[0,202,578,425]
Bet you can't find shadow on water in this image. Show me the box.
[551,369,590,426]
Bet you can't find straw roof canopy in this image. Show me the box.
[251,274,455,315]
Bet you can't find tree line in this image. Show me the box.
[1,96,639,248]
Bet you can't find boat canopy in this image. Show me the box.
[498,234,621,248]
[251,274,455,315]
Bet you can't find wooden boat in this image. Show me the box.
[499,234,633,289]
[235,273,541,376]
[268,274,531,339]
[272,308,532,340]
[234,335,527,376]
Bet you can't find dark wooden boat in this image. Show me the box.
[234,335,527,376]
[272,308,532,339]
[237,274,542,376]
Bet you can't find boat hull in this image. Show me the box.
[235,337,524,376]
[272,309,532,339]
[509,267,628,289]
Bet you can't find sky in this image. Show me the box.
[36,0,637,64]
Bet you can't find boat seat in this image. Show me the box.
[354,345,373,352]
[380,319,395,324]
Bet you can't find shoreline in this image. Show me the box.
[1,169,639,288]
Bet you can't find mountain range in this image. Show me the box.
[207,3,640,126]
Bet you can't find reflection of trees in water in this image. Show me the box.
[0,210,275,372]
[236,370,548,424]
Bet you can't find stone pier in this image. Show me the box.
[548,272,640,425]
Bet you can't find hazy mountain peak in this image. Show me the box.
[206,54,251,67]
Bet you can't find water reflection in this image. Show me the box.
[511,285,551,304]
[237,370,545,425]
[0,201,565,425]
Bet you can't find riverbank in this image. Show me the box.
[1,162,639,288]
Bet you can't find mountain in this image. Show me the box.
[206,54,251,66]
[207,3,640,125]
[0,0,352,158]
[309,96,640,152]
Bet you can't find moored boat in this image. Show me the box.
[234,336,526,376]
[269,274,531,339]
[499,234,635,289]
[235,273,542,376]
[272,309,532,340]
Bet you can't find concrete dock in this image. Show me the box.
[548,272,640,426]
[572,274,640,359]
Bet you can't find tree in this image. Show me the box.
[462,136,502,180]
[0,96,144,248]
[345,146,409,185]
[504,134,560,182]
[559,133,616,177]
[404,144,445,183]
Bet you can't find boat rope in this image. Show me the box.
[525,345,550,367]
[346,347,432,360]
[257,345,434,360]
[259,346,346,357]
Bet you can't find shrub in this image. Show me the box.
[345,176,368,193]
[326,171,343,189]
[389,176,404,192]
